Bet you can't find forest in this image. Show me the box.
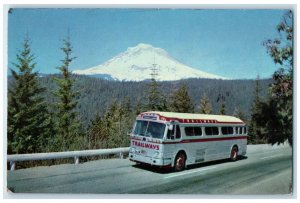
[36,75,272,129]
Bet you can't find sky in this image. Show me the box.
[7,8,287,79]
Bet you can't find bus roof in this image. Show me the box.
[138,111,245,124]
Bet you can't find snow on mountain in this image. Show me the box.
[73,43,226,81]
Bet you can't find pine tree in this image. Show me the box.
[146,78,166,111]
[216,93,226,115]
[86,114,109,149]
[8,38,53,154]
[233,107,246,121]
[120,97,134,146]
[121,96,132,117]
[219,103,226,115]
[248,76,265,144]
[87,98,133,149]
[103,100,127,148]
[199,93,212,114]
[259,10,293,146]
[53,36,81,151]
[134,98,144,115]
[146,63,167,111]
[170,83,194,113]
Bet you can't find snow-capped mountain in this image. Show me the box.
[73,43,226,81]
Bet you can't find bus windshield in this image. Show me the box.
[133,120,166,139]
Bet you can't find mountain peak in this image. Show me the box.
[73,44,226,81]
[125,43,168,57]
[135,43,153,49]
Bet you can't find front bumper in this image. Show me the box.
[129,153,172,166]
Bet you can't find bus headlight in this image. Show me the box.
[130,147,136,153]
[153,151,161,158]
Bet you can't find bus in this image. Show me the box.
[129,111,247,171]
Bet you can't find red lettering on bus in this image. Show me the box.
[131,140,160,150]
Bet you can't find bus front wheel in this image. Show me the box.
[174,152,186,172]
[230,146,238,161]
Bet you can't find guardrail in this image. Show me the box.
[7,147,130,171]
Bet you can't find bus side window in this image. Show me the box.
[176,125,181,139]
[194,127,202,136]
[212,127,219,135]
[222,126,233,135]
[228,127,233,135]
[205,127,219,136]
[243,127,247,134]
[185,127,194,136]
[221,127,228,135]
[205,127,212,136]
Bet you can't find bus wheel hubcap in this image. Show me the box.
[176,155,184,169]
[231,148,237,159]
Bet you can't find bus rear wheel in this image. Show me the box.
[174,153,186,172]
[230,146,238,161]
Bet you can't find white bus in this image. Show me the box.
[129,111,247,171]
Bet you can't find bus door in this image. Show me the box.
[165,124,182,160]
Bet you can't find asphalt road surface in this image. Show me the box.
[6,144,293,196]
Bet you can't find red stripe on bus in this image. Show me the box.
[162,136,248,144]
[131,136,247,145]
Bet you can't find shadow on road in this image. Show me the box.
[132,155,248,174]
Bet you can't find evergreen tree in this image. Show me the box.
[53,36,81,151]
[104,100,131,148]
[120,96,135,145]
[259,10,293,146]
[86,114,107,149]
[219,103,226,115]
[248,76,265,144]
[217,93,226,115]
[233,107,246,121]
[121,96,132,117]
[87,98,134,149]
[8,38,53,154]
[170,83,194,113]
[199,93,212,114]
[146,63,167,111]
[146,78,166,111]
[134,98,144,115]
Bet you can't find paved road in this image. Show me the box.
[6,144,293,195]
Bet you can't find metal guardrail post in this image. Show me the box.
[10,161,15,171]
[119,152,124,159]
[74,156,79,165]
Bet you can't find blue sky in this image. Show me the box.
[8,8,286,79]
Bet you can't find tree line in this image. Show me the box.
[34,75,271,130]
[7,10,293,155]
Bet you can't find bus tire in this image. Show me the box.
[230,146,238,162]
[174,152,186,172]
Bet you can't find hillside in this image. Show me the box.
[34,75,272,129]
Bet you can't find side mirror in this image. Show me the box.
[170,135,175,140]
